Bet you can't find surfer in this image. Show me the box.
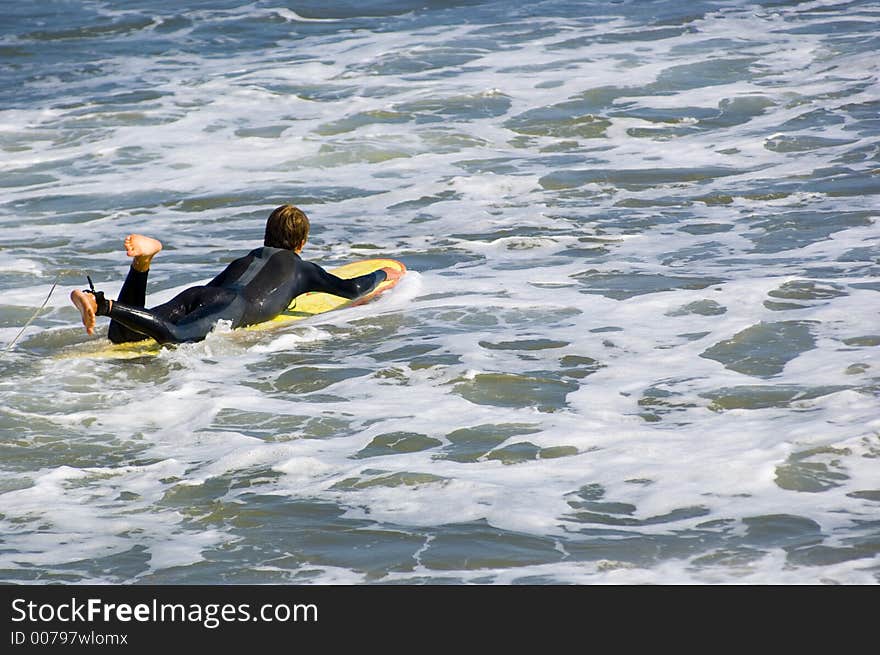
[69,204,393,344]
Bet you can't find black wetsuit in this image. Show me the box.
[99,247,385,345]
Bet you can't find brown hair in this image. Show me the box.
[264,204,310,250]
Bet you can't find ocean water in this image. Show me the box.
[0,0,878,585]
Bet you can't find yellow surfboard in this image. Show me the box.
[254,258,406,327]
[57,258,406,360]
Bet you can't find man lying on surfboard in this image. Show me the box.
[70,204,400,344]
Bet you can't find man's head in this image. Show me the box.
[264,204,310,252]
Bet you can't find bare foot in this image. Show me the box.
[124,234,162,272]
[70,289,98,336]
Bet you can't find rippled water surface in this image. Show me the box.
[1,0,879,584]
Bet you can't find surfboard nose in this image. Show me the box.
[380,265,405,283]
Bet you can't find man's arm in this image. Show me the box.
[300,260,387,299]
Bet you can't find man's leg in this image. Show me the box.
[104,288,240,345]
[107,234,163,343]
[118,234,163,304]
[71,286,236,346]
[71,234,163,340]
[65,234,154,342]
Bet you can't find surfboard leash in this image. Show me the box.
[0,275,59,359]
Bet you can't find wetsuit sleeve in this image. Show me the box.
[300,261,386,299]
